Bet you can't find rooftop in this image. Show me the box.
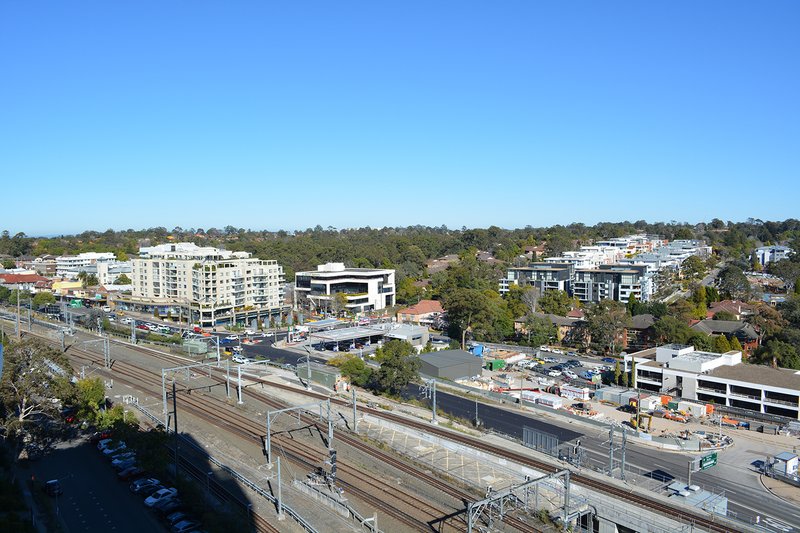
[707,364,800,390]
[419,349,477,369]
[398,299,443,316]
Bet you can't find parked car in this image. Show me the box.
[166,511,191,526]
[118,466,145,481]
[121,317,133,325]
[136,324,150,331]
[90,430,113,444]
[96,438,114,451]
[145,487,178,507]
[225,335,238,341]
[172,520,201,533]
[539,346,550,352]
[543,357,557,363]
[548,370,562,377]
[244,329,255,335]
[602,357,617,364]
[130,478,161,494]
[113,458,137,472]
[564,370,578,380]
[231,355,251,364]
[109,449,135,462]
[103,442,126,456]
[154,497,182,515]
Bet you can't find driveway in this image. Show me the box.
[27,438,167,532]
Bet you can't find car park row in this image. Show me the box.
[93,433,205,533]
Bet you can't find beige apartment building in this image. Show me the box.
[130,243,284,328]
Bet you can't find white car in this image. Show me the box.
[103,442,126,456]
[564,370,578,380]
[244,329,255,335]
[121,317,133,325]
[144,487,178,507]
[225,335,238,341]
[539,346,551,352]
[232,355,251,364]
[548,370,562,377]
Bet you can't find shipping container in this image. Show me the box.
[667,401,679,410]
[660,395,672,406]
[521,391,541,402]
[486,359,506,371]
[561,385,591,401]
[536,393,564,409]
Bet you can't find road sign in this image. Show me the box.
[700,452,718,470]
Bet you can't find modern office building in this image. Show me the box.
[130,242,284,328]
[294,262,395,314]
[635,344,800,420]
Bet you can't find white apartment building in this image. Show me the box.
[635,344,800,420]
[131,243,284,328]
[56,252,117,278]
[295,262,395,314]
[753,246,792,266]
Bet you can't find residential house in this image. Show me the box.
[397,299,443,326]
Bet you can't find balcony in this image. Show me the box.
[696,386,727,397]
[763,396,799,407]
[728,390,761,402]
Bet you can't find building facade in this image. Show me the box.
[635,344,800,420]
[753,246,792,266]
[499,263,572,295]
[131,243,284,328]
[295,262,395,314]
[56,252,117,278]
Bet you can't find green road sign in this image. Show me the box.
[700,452,718,470]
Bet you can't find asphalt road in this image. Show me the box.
[28,439,167,533]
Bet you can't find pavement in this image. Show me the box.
[20,438,167,533]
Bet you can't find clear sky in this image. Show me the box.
[1,2,798,236]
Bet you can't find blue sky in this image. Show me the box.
[1,2,798,236]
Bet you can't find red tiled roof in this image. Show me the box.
[0,273,50,284]
[567,308,585,318]
[398,299,443,316]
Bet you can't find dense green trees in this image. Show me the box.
[585,300,630,355]
[538,290,573,316]
[372,340,420,394]
[0,338,75,460]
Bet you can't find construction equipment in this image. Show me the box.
[664,412,688,423]
[630,413,653,432]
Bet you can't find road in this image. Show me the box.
[28,438,167,533]
[235,337,798,530]
[6,310,797,531]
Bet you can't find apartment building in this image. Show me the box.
[753,246,792,266]
[295,262,395,314]
[571,264,651,303]
[56,252,116,278]
[635,344,800,420]
[131,243,284,328]
[499,262,572,295]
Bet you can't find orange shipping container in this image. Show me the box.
[660,395,672,406]
[705,403,714,415]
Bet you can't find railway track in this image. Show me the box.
[63,344,478,532]
[61,334,742,532]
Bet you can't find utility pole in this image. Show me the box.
[352,387,358,432]
[16,283,21,339]
[432,379,438,424]
[172,380,179,476]
[277,456,285,520]
[608,426,615,477]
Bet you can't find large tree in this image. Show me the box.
[443,288,513,345]
[523,314,557,346]
[585,300,631,355]
[538,290,573,316]
[372,340,420,394]
[0,338,75,459]
[717,265,753,301]
[32,291,55,309]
